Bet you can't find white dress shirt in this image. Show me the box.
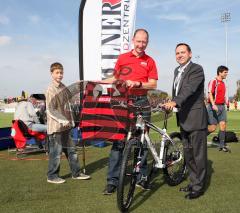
[174,60,191,96]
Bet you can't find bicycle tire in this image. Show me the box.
[117,138,140,212]
[163,132,186,186]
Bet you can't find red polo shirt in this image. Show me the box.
[208,78,226,104]
[114,51,158,82]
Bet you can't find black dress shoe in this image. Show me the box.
[179,185,192,192]
[185,190,204,199]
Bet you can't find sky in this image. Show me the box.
[0,0,240,98]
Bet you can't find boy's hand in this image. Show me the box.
[63,122,72,128]
[59,119,70,127]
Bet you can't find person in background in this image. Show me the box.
[234,100,238,111]
[207,66,229,152]
[14,94,47,133]
[226,100,230,111]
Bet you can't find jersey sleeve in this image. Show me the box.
[208,79,216,94]
[148,58,158,80]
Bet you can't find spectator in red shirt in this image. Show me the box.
[234,100,238,110]
[207,65,229,152]
[102,29,158,194]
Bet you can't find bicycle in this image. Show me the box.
[117,103,186,212]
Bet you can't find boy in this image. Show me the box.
[46,62,90,184]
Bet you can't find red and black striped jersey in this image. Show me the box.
[80,82,131,142]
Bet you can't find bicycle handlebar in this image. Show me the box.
[151,104,164,113]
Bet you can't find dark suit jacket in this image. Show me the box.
[172,62,208,132]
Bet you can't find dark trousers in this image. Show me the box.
[107,141,124,186]
[107,141,148,186]
[181,129,208,192]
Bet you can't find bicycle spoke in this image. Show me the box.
[117,139,139,212]
[163,132,186,186]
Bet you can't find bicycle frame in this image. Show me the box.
[126,112,183,169]
[117,97,186,212]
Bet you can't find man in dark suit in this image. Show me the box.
[163,43,208,199]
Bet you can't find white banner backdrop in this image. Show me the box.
[82,0,137,80]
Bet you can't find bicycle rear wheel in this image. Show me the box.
[163,132,186,186]
[117,139,140,212]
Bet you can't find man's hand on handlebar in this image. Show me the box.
[162,101,177,111]
[126,80,142,88]
[151,103,172,114]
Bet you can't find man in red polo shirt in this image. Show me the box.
[114,47,158,90]
[207,65,229,152]
[102,28,158,194]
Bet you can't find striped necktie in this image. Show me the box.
[174,70,183,95]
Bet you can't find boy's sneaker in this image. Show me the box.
[222,146,231,152]
[47,177,66,184]
[136,180,151,191]
[72,173,91,180]
[102,184,116,195]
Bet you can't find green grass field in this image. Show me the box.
[0,112,240,213]
[0,112,13,128]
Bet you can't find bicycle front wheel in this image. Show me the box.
[117,138,140,212]
[163,132,186,186]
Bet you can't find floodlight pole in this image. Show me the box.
[221,12,231,67]
[221,12,231,102]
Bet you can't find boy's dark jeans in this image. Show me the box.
[47,129,80,180]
